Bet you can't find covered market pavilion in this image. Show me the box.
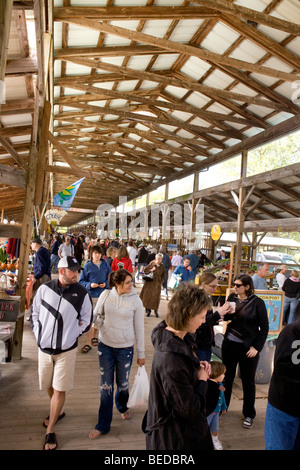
[0,0,300,452]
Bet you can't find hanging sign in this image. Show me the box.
[211,224,221,241]
[45,209,67,226]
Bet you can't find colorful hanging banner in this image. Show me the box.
[52,178,85,211]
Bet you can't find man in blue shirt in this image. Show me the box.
[185,251,200,280]
[252,263,269,290]
[31,237,51,298]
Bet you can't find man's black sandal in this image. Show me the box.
[43,432,58,450]
[43,412,65,428]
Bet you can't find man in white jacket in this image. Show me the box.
[31,256,92,450]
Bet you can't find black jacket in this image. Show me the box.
[282,277,300,298]
[144,321,213,450]
[224,293,269,352]
[194,309,221,351]
[268,319,300,417]
[138,247,148,263]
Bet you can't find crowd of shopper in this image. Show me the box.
[27,232,299,451]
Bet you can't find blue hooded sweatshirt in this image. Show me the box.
[79,259,111,298]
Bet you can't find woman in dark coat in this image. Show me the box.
[139,253,165,317]
[144,284,215,451]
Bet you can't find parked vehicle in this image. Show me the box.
[256,251,298,266]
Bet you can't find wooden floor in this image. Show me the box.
[0,280,269,451]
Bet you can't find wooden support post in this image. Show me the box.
[14,143,39,360]
[228,244,235,289]
[234,151,247,278]
[0,1,13,105]
[34,100,52,206]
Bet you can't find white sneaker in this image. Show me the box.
[212,435,223,450]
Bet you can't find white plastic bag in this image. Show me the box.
[127,366,149,408]
[168,275,181,290]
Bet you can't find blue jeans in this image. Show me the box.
[95,342,134,434]
[162,269,169,293]
[50,254,60,273]
[284,296,299,324]
[207,412,219,433]
[136,263,146,279]
[265,402,300,450]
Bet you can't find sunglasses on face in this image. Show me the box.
[233,282,244,288]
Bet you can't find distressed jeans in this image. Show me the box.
[95,341,134,434]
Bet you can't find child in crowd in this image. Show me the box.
[207,361,227,450]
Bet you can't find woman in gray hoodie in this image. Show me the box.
[89,269,145,439]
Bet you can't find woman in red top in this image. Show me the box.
[111,246,133,273]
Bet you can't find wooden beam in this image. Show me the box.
[221,14,300,71]
[54,6,219,20]
[0,98,35,115]
[0,135,28,171]
[13,1,33,10]
[0,126,32,137]
[54,100,229,144]
[34,101,52,205]
[15,143,38,359]
[0,163,26,188]
[5,57,38,76]
[48,131,82,170]
[54,66,290,113]
[45,164,104,181]
[0,223,22,238]
[0,0,13,113]
[234,151,247,277]
[253,188,300,218]
[55,45,169,58]
[204,217,300,233]
[131,115,300,200]
[54,86,261,130]
[58,18,298,82]
[192,0,300,36]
